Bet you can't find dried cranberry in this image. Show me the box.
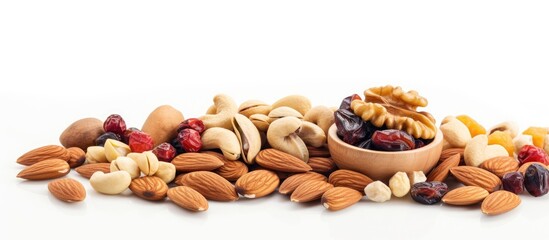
[518,145,549,166]
[411,182,448,205]
[334,109,369,145]
[152,142,177,162]
[178,128,202,152]
[128,131,154,153]
[95,132,121,146]
[177,118,205,133]
[524,164,549,197]
[122,127,141,144]
[371,129,415,151]
[502,172,524,194]
[339,94,362,111]
[103,114,127,135]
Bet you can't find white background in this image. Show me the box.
[1,1,548,239]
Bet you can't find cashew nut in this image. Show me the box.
[199,94,238,130]
[85,146,108,164]
[298,121,326,148]
[110,156,140,179]
[238,100,272,118]
[513,134,533,154]
[90,171,132,195]
[268,107,303,123]
[440,116,471,148]
[267,117,309,162]
[271,95,312,116]
[464,135,508,167]
[127,151,159,176]
[201,127,241,160]
[303,106,334,136]
[232,114,262,164]
[489,121,519,138]
[250,114,270,132]
[154,162,176,183]
[104,139,131,162]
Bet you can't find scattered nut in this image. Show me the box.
[440,116,471,148]
[201,127,241,160]
[304,106,334,137]
[89,171,132,195]
[232,114,262,164]
[238,100,271,118]
[59,117,105,150]
[408,171,427,186]
[298,121,326,148]
[141,105,184,147]
[154,162,176,183]
[85,146,108,164]
[110,156,140,179]
[104,139,131,162]
[271,95,312,116]
[199,94,238,130]
[268,107,304,123]
[127,151,159,176]
[464,135,508,167]
[250,114,270,132]
[389,172,411,197]
[267,117,309,162]
[364,181,391,203]
[514,134,533,154]
[489,121,519,138]
[67,147,86,168]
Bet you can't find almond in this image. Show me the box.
[255,149,312,173]
[427,153,460,182]
[17,159,70,180]
[204,151,249,181]
[167,186,209,212]
[308,157,337,174]
[178,171,238,201]
[321,187,362,211]
[442,186,489,205]
[307,146,331,158]
[439,148,464,162]
[235,170,279,198]
[290,180,333,203]
[479,156,519,178]
[16,145,70,166]
[171,152,224,172]
[328,170,373,194]
[481,190,521,215]
[75,163,111,179]
[66,147,86,168]
[48,178,86,202]
[518,162,549,175]
[279,172,327,195]
[450,166,502,192]
[129,176,169,201]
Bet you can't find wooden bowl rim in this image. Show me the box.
[327,124,443,156]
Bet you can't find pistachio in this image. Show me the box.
[85,146,108,164]
[201,127,241,160]
[154,162,176,183]
[489,121,519,138]
[238,100,272,118]
[250,114,270,132]
[268,107,303,123]
[298,121,326,148]
[110,156,140,179]
[104,139,131,162]
[232,114,262,164]
[267,117,309,162]
[127,151,159,176]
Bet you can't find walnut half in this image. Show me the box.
[350,85,437,139]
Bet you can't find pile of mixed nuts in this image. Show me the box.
[15,86,549,215]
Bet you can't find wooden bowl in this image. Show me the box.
[327,124,443,182]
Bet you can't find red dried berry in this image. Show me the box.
[103,114,127,135]
[178,128,202,153]
[152,142,177,162]
[128,131,154,153]
[177,118,205,134]
[122,127,141,144]
[518,145,549,166]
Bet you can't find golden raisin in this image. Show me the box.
[523,127,548,148]
[488,131,514,156]
[456,115,486,137]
